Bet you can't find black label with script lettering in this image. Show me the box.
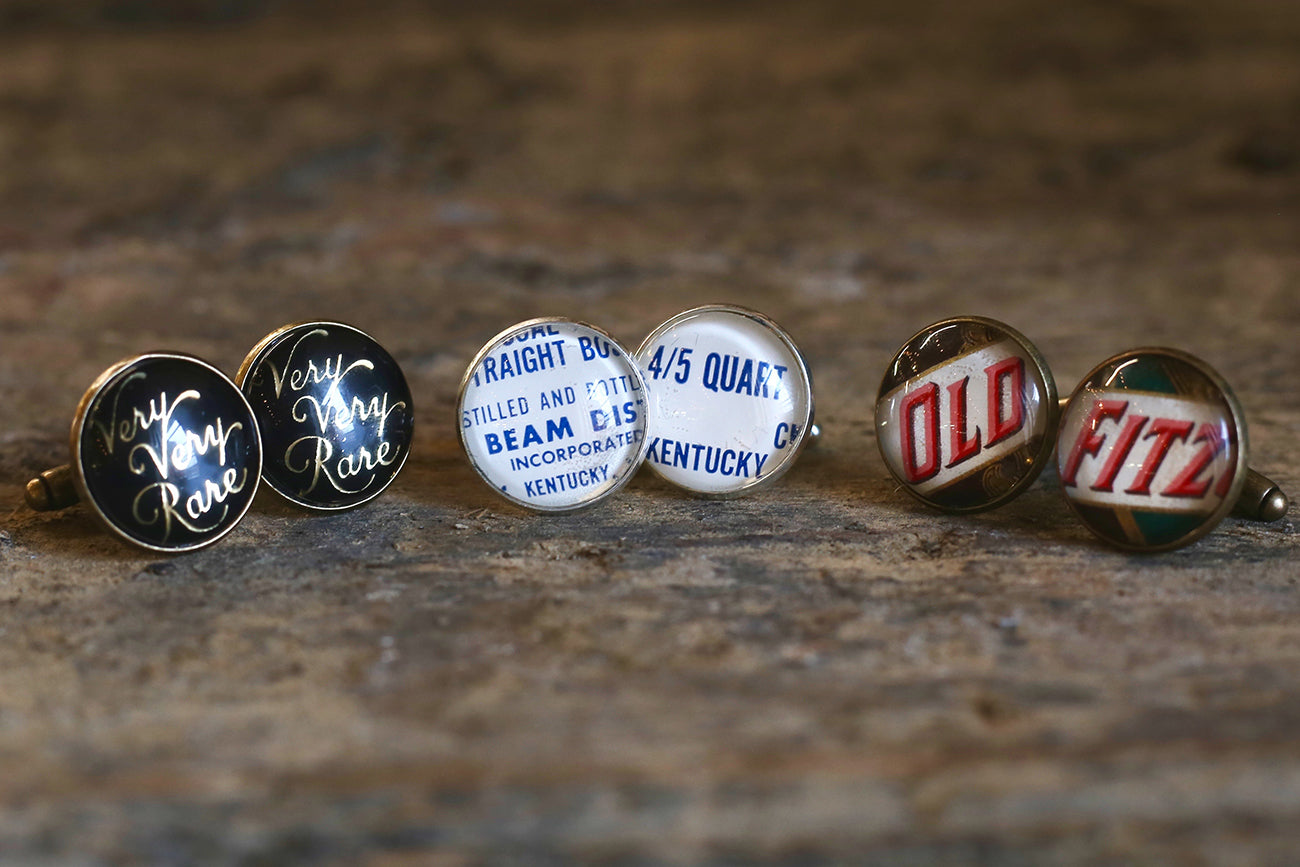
[239,323,414,509]
[77,355,261,551]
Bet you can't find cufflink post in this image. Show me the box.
[25,465,78,512]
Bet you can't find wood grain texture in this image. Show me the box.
[1,2,1298,863]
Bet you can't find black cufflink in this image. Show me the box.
[26,353,262,552]
[236,321,414,511]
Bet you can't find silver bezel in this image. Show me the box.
[634,304,816,499]
[455,317,652,513]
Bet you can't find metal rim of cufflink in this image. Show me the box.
[634,304,817,498]
[456,317,652,513]
[235,321,415,512]
[875,315,1060,514]
[1057,345,1288,553]
[25,352,262,553]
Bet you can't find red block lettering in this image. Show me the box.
[1090,412,1149,493]
[1060,399,1128,487]
[1126,417,1194,495]
[1162,422,1226,499]
[945,376,981,468]
[901,382,941,483]
[985,356,1025,448]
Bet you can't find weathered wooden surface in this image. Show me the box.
[1,2,1299,863]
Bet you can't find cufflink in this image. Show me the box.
[236,321,414,510]
[25,353,262,552]
[1058,346,1288,551]
[457,318,650,512]
[875,316,1059,512]
[635,305,816,496]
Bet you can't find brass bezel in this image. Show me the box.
[69,352,262,553]
[235,320,413,512]
[875,315,1061,514]
[1058,346,1250,553]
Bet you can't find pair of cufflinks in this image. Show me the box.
[25,322,414,553]
[876,317,1288,552]
[456,306,816,510]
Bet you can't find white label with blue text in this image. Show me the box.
[637,309,811,495]
[460,321,649,510]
